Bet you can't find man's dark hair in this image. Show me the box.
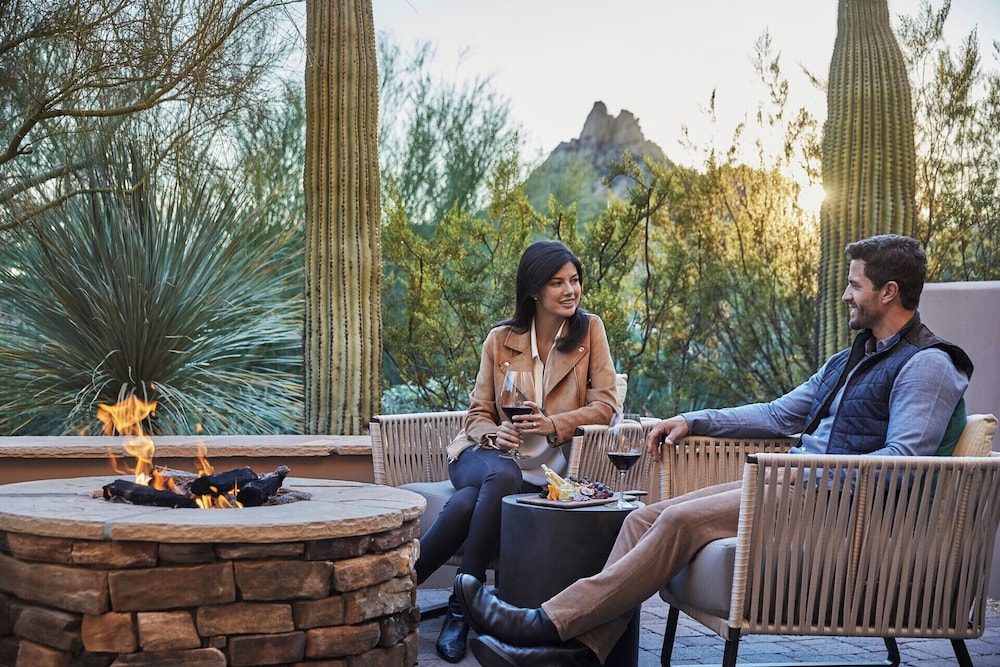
[845,235,926,310]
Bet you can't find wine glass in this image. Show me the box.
[499,370,535,459]
[607,412,643,508]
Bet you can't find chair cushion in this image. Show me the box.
[401,480,457,538]
[660,536,737,618]
[615,373,628,412]
[952,413,998,457]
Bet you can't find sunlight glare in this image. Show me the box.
[798,183,826,215]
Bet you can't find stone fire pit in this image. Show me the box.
[0,476,426,666]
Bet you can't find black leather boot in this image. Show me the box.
[470,634,601,667]
[435,594,470,662]
[454,573,561,646]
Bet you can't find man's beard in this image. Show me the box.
[848,307,871,330]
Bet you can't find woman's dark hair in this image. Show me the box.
[845,234,926,310]
[497,240,589,351]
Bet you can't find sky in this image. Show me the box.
[370,0,1000,168]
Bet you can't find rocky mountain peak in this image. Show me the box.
[572,101,663,164]
[525,102,668,220]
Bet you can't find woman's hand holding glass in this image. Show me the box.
[496,400,552,454]
[493,420,521,455]
[498,370,535,459]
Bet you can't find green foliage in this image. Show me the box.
[377,35,518,233]
[0,143,303,435]
[382,145,548,409]
[898,0,1000,280]
[6,3,992,437]
[234,80,307,253]
[576,36,820,416]
[0,0,293,230]
[379,31,823,418]
[577,158,817,418]
[0,0,306,435]
[525,153,608,225]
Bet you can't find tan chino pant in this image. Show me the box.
[541,481,743,664]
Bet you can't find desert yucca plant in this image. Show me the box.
[0,149,303,435]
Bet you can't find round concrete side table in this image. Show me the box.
[498,493,641,666]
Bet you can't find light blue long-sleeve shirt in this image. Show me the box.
[683,341,969,457]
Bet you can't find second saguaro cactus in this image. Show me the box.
[818,0,916,357]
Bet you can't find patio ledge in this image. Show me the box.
[0,434,375,486]
[0,434,371,458]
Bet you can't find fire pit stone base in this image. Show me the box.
[0,477,425,667]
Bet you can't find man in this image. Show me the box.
[454,234,974,667]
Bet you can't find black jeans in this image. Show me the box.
[414,445,542,583]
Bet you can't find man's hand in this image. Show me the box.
[763,467,798,485]
[646,417,689,461]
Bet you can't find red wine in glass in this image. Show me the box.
[607,451,641,473]
[607,413,643,508]
[499,370,534,459]
[502,405,533,421]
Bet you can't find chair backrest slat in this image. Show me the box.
[736,452,1000,637]
[661,436,795,500]
[568,418,659,498]
[370,411,467,486]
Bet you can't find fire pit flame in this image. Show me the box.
[97,397,295,508]
[97,395,156,437]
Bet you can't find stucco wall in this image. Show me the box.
[920,281,1000,597]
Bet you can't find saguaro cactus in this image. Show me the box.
[303,0,382,434]
[818,0,916,357]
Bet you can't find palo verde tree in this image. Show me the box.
[377,35,521,400]
[592,157,819,417]
[898,0,1000,281]
[377,36,517,235]
[0,0,296,231]
[817,0,917,358]
[381,145,549,412]
[578,32,821,417]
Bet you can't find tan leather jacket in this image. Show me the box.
[447,314,618,460]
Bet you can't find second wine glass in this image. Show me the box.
[499,370,535,459]
[607,412,643,508]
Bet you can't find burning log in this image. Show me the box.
[237,465,290,507]
[189,467,258,497]
[103,480,198,508]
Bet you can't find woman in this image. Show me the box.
[416,239,619,662]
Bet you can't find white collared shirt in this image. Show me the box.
[517,320,568,485]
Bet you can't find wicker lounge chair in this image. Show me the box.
[658,414,1000,667]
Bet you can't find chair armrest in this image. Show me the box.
[660,435,795,499]
[728,452,1000,637]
